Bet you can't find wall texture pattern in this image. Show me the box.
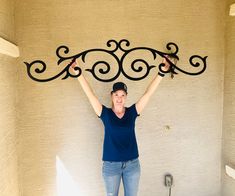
[222,1,235,196]
[0,0,19,196]
[14,0,225,196]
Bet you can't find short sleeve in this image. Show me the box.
[129,103,140,118]
[98,105,108,121]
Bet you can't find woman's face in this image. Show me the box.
[111,90,127,108]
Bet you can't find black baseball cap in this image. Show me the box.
[111,82,127,94]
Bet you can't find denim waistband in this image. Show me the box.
[103,157,139,164]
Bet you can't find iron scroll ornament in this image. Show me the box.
[24,39,207,82]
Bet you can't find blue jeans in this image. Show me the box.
[102,158,141,196]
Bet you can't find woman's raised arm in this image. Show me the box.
[71,60,102,117]
[136,56,170,115]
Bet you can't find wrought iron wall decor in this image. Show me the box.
[24,39,207,82]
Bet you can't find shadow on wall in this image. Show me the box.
[56,156,81,196]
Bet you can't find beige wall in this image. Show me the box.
[14,0,225,196]
[222,1,235,196]
[0,0,19,196]
[0,0,15,41]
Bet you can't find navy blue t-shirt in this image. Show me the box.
[99,104,140,161]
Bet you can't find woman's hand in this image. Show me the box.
[71,59,80,74]
[161,55,171,72]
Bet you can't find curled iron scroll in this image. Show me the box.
[24,39,207,82]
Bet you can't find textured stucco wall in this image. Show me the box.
[0,0,19,196]
[15,0,224,195]
[0,0,15,41]
[222,1,235,196]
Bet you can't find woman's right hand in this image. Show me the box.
[71,59,79,74]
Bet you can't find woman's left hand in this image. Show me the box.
[161,55,171,72]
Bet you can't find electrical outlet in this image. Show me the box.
[165,174,173,187]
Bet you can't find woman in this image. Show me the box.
[71,57,170,196]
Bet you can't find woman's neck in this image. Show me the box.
[112,106,125,114]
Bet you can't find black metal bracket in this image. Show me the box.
[24,39,207,82]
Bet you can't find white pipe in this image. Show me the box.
[225,165,235,180]
[229,4,235,16]
[0,37,19,57]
